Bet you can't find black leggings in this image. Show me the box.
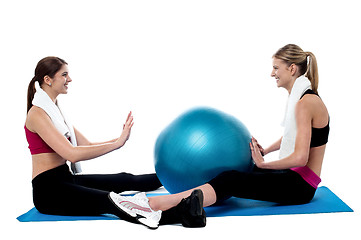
[32,164,162,217]
[208,167,316,205]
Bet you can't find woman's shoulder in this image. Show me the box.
[26,106,51,132]
[297,93,328,125]
[298,91,326,108]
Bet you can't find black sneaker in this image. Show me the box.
[179,189,206,228]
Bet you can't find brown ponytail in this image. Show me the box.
[27,57,68,112]
[27,76,38,112]
[273,44,319,94]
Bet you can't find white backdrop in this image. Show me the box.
[1,0,360,239]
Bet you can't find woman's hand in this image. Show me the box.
[250,137,265,168]
[116,111,134,148]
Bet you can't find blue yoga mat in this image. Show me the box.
[17,186,353,222]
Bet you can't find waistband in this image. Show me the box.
[290,166,321,189]
[32,164,73,185]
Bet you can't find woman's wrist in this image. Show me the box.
[263,148,271,155]
[114,138,123,149]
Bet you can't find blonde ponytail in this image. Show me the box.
[305,51,319,94]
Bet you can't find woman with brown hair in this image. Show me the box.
[114,44,330,229]
[25,57,165,227]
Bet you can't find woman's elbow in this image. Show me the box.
[57,147,81,163]
[67,156,80,163]
[66,150,85,163]
[294,153,308,167]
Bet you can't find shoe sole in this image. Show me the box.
[190,189,204,217]
[182,189,206,227]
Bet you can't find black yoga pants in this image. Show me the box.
[32,164,162,217]
[208,167,316,205]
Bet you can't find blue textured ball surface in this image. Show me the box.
[154,107,253,193]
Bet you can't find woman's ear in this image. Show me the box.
[43,75,52,86]
[289,63,299,76]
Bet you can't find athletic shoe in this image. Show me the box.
[109,192,162,229]
[179,189,206,227]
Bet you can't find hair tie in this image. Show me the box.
[34,80,41,91]
[305,52,311,65]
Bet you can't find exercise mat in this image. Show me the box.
[17,186,353,222]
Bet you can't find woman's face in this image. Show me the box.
[271,57,294,91]
[51,64,72,95]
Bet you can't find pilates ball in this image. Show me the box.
[154,107,253,194]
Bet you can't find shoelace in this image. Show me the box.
[114,192,161,223]
[133,193,161,222]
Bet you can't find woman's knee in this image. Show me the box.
[207,170,243,201]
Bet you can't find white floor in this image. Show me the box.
[1,0,360,239]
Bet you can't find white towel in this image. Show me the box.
[279,75,311,159]
[32,82,82,174]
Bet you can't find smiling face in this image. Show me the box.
[46,64,72,95]
[53,64,71,94]
[271,57,296,93]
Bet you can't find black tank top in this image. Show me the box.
[300,89,330,148]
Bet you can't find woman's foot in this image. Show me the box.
[160,189,206,227]
[109,192,162,229]
[178,189,206,227]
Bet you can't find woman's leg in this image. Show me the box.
[32,166,157,221]
[33,178,134,221]
[208,169,316,205]
[149,184,216,211]
[73,172,162,193]
[149,169,315,212]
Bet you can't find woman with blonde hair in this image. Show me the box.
[112,44,330,229]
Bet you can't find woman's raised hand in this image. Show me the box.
[117,111,134,148]
[250,137,265,168]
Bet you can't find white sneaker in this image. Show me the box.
[109,192,162,229]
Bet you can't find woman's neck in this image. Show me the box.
[41,85,58,103]
[286,78,296,94]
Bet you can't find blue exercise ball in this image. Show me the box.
[154,107,253,194]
